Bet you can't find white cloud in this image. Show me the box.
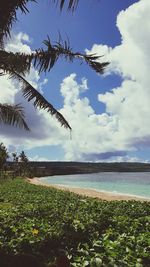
[59,74,127,161]
[82,0,150,160]
[0,75,18,104]
[101,155,149,164]
[28,155,51,162]
[60,73,88,106]
[6,32,31,54]
[0,32,68,150]
[1,0,150,162]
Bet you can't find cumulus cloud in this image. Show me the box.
[83,0,150,161]
[61,73,88,106]
[0,32,69,151]
[6,32,31,54]
[59,74,129,161]
[1,0,150,162]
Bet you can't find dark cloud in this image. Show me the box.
[82,151,127,161]
[131,136,150,149]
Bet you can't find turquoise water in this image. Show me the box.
[39,172,150,198]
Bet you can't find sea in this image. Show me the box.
[38,172,150,199]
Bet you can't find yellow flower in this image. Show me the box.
[32,229,39,235]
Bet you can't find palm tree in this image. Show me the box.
[19,150,28,163]
[0,0,109,130]
[0,142,9,170]
[12,152,18,163]
[19,150,29,176]
[0,103,29,130]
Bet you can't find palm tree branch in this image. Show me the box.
[0,0,79,46]
[53,0,79,11]
[0,37,109,76]
[0,50,32,75]
[32,37,109,73]
[0,0,36,47]
[9,71,72,130]
[0,103,30,130]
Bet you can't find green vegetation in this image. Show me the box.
[0,143,9,179]
[0,144,31,179]
[11,150,31,177]
[0,143,8,170]
[0,179,150,266]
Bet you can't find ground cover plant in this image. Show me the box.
[0,179,150,266]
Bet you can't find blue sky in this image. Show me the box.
[1,0,150,162]
[16,0,128,111]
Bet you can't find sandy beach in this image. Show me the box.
[28,178,150,201]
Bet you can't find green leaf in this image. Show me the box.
[90,257,102,267]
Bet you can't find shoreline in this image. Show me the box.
[28,178,150,201]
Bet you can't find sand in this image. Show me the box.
[27,178,150,201]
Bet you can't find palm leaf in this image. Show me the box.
[0,0,36,47]
[0,50,32,75]
[0,103,29,130]
[0,0,79,46]
[31,37,109,74]
[0,38,109,76]
[9,71,72,130]
[53,0,79,11]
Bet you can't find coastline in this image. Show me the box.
[27,178,150,201]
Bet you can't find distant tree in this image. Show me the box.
[0,143,9,177]
[12,152,19,163]
[19,150,29,176]
[19,150,28,163]
[11,151,19,178]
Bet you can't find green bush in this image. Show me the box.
[0,179,150,266]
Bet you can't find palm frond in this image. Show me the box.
[0,37,109,78]
[0,103,29,130]
[84,54,109,74]
[0,0,79,46]
[0,50,32,75]
[0,0,36,47]
[53,0,79,11]
[32,37,109,74]
[9,71,72,130]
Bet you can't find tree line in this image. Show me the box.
[0,142,29,179]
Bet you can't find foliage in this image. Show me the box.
[0,179,150,266]
[18,151,29,176]
[12,152,18,163]
[19,150,28,163]
[0,104,29,130]
[11,150,31,178]
[0,143,9,170]
[0,145,32,179]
